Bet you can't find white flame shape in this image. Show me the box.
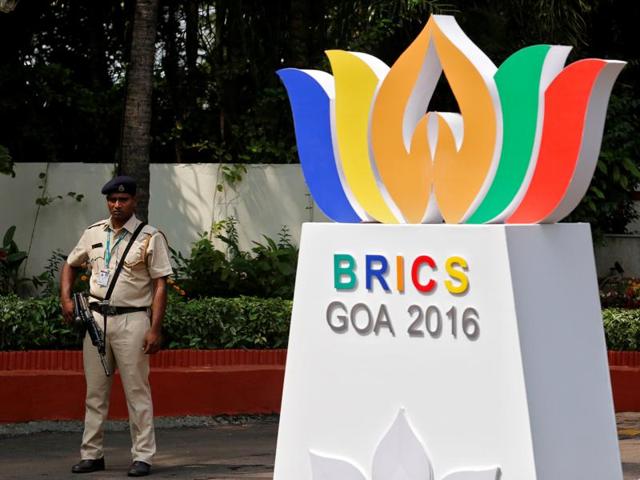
[310,410,500,480]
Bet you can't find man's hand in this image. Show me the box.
[60,263,79,324]
[143,328,162,354]
[61,297,75,325]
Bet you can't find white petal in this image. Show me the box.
[442,467,501,480]
[309,451,368,480]
[372,409,434,480]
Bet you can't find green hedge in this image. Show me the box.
[0,295,79,350]
[602,308,640,351]
[3,294,640,351]
[0,294,291,351]
[163,296,291,349]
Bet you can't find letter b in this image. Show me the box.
[334,254,357,290]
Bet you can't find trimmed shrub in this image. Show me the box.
[602,308,640,351]
[163,296,292,349]
[0,294,291,351]
[4,293,636,352]
[0,294,81,350]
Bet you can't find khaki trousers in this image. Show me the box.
[81,310,156,464]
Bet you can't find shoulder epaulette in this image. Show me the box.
[87,220,108,230]
[143,226,169,246]
[141,224,158,236]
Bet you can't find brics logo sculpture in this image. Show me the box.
[274,15,626,479]
[278,15,624,225]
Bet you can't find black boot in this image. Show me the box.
[127,461,151,477]
[71,458,105,473]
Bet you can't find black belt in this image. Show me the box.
[89,303,148,316]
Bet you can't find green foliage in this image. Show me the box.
[0,294,80,350]
[0,232,78,298]
[0,3,126,164]
[30,249,67,297]
[6,292,640,352]
[603,308,640,351]
[2,0,639,232]
[216,164,247,192]
[171,233,237,298]
[245,227,298,299]
[163,295,291,349]
[172,220,298,299]
[7,0,617,167]
[0,294,291,351]
[0,226,28,295]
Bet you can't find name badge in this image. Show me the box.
[97,269,110,287]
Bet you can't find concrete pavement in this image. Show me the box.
[2,415,640,479]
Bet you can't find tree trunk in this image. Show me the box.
[120,0,159,223]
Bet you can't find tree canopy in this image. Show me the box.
[0,0,639,231]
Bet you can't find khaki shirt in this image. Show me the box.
[67,215,173,307]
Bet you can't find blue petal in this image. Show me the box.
[277,68,362,223]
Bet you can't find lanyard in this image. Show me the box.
[105,229,127,268]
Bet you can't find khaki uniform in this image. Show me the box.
[67,215,172,464]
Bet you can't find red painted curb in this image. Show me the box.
[0,350,286,423]
[3,350,640,422]
[608,351,640,412]
[608,351,640,368]
[0,349,287,370]
[609,367,640,412]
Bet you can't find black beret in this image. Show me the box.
[101,176,137,196]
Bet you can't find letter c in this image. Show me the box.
[411,255,437,293]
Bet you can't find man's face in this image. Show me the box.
[107,193,136,222]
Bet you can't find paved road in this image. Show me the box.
[2,415,640,479]
[618,413,640,479]
[0,421,277,480]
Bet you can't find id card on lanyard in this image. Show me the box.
[99,229,127,287]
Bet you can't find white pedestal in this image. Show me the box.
[274,224,621,480]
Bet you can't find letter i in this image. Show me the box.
[396,256,405,293]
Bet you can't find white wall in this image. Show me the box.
[2,162,637,279]
[594,234,640,278]
[1,163,327,277]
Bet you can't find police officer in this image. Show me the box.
[60,176,173,477]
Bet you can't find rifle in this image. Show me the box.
[73,293,111,376]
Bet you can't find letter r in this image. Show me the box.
[334,254,357,290]
[366,255,390,292]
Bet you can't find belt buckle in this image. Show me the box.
[98,301,116,316]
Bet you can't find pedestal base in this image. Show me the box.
[274,223,620,480]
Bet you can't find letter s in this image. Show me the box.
[445,256,469,294]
